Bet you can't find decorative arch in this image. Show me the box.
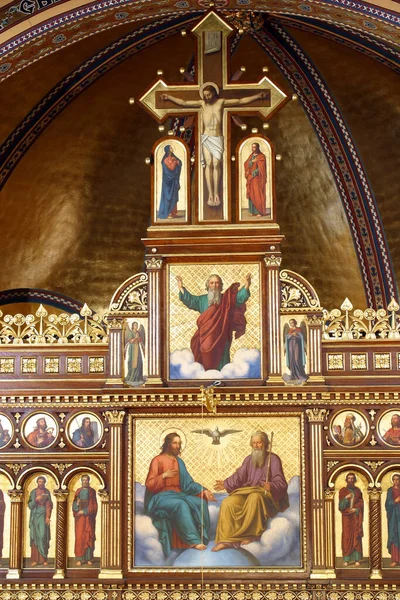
[60,466,106,490]
[16,466,60,489]
[327,463,374,487]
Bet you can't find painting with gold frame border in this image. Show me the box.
[153,138,189,225]
[128,412,305,571]
[168,263,262,381]
[237,135,274,222]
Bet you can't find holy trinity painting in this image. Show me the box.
[132,415,303,569]
[168,263,261,380]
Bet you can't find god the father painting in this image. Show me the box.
[168,263,262,380]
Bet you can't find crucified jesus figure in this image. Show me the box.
[161,82,268,207]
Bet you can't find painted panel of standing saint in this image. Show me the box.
[238,136,273,222]
[0,473,11,570]
[124,318,147,386]
[67,473,102,568]
[381,471,400,568]
[334,471,369,569]
[280,316,308,385]
[132,415,303,569]
[23,473,57,569]
[154,139,188,224]
[168,263,261,380]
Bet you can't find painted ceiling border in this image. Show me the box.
[0,0,399,81]
[279,15,400,73]
[254,19,397,307]
[0,13,200,187]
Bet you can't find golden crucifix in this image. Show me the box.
[139,12,288,222]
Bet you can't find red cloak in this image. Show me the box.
[244,152,267,216]
[339,486,364,557]
[73,487,98,557]
[191,283,246,371]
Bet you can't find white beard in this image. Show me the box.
[208,290,222,306]
[251,448,267,468]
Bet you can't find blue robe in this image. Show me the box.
[144,456,210,556]
[386,486,400,555]
[158,146,182,219]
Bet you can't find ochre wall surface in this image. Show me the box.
[1,25,395,312]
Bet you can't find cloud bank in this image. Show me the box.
[134,476,301,567]
[170,348,261,380]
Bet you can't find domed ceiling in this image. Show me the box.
[0,2,399,313]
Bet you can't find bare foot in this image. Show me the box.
[193,544,206,551]
[212,542,231,552]
[207,197,214,206]
[240,540,253,546]
[214,195,221,206]
[256,214,262,218]
[354,561,361,567]
[43,561,48,567]
[390,561,398,567]
[87,560,93,565]
[31,562,38,567]
[343,562,349,567]
[76,561,82,567]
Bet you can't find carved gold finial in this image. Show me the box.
[340,297,353,312]
[128,97,135,105]
[263,123,269,130]
[276,154,282,161]
[200,383,220,414]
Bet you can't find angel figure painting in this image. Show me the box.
[124,319,147,386]
[282,319,308,385]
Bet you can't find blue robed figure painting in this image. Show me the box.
[157,144,182,220]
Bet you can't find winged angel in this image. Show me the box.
[125,321,146,385]
[282,318,308,385]
[191,426,242,445]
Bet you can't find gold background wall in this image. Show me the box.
[1,23,398,311]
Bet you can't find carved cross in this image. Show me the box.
[140,12,288,222]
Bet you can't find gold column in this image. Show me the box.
[306,315,325,383]
[144,256,164,385]
[53,490,69,579]
[6,490,23,579]
[368,486,382,579]
[105,317,124,386]
[324,488,336,576]
[264,254,282,383]
[99,410,125,580]
[98,490,110,570]
[306,408,331,579]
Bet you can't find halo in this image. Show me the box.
[200,81,219,100]
[391,473,400,483]
[159,428,187,452]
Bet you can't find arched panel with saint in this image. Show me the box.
[153,138,189,224]
[237,136,274,222]
[282,318,308,385]
[23,473,57,569]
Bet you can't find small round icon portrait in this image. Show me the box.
[0,413,13,449]
[22,413,58,449]
[330,410,368,447]
[377,411,400,447]
[67,413,103,449]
